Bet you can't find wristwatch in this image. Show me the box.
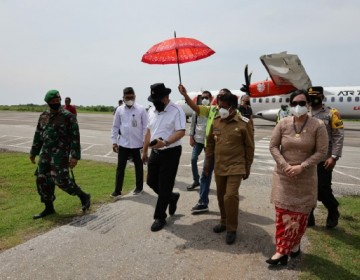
[164,140,170,147]
[331,155,339,161]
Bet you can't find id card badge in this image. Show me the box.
[131,115,137,127]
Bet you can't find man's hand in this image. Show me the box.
[112,144,118,153]
[178,84,187,97]
[189,136,195,147]
[324,157,336,170]
[141,151,148,165]
[29,155,36,164]
[69,158,78,169]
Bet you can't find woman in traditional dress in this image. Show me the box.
[266,90,328,266]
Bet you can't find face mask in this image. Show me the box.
[153,101,165,112]
[125,100,134,107]
[48,103,61,110]
[245,101,250,106]
[202,99,210,106]
[290,105,308,117]
[310,97,322,107]
[219,107,230,119]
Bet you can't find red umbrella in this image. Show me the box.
[141,32,215,84]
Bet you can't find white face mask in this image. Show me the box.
[219,107,230,119]
[125,100,134,107]
[202,99,210,106]
[290,105,308,117]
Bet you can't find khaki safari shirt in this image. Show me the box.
[205,113,254,176]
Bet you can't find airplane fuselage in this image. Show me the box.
[176,86,360,122]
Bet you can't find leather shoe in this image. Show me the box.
[226,231,236,244]
[326,209,340,229]
[169,192,180,216]
[187,182,200,191]
[213,224,226,233]
[151,219,167,232]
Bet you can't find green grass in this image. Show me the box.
[300,197,360,279]
[0,151,135,251]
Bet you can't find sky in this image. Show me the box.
[1,0,359,107]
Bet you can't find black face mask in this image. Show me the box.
[153,101,165,112]
[49,103,61,110]
[310,97,322,107]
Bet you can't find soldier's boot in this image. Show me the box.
[78,191,91,212]
[326,208,340,229]
[33,202,55,219]
[307,209,315,227]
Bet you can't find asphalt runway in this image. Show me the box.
[0,111,359,196]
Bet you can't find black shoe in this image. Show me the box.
[133,188,143,195]
[307,210,315,227]
[169,192,180,216]
[80,193,91,212]
[326,209,340,229]
[191,203,209,213]
[187,182,200,191]
[226,231,236,245]
[151,219,167,232]
[110,191,121,198]
[33,204,55,219]
[290,247,301,258]
[213,224,226,233]
[266,255,288,266]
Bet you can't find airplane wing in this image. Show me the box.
[260,52,312,90]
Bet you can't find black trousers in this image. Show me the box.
[147,146,182,220]
[115,146,143,193]
[317,161,339,211]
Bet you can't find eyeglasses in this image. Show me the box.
[290,101,307,107]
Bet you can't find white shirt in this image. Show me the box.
[147,100,186,148]
[111,103,148,148]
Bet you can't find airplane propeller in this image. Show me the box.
[240,64,252,96]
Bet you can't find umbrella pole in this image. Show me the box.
[174,31,182,84]
[176,49,182,84]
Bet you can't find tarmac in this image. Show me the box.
[1,114,359,280]
[0,173,303,280]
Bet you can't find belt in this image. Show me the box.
[152,146,180,154]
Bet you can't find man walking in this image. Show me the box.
[142,83,186,232]
[30,89,90,219]
[308,86,344,228]
[111,87,148,197]
[187,91,212,192]
[64,97,77,116]
[205,91,254,244]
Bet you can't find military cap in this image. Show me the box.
[308,86,324,95]
[44,90,61,103]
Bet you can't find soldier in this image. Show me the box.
[308,86,344,228]
[30,89,90,219]
[205,91,255,244]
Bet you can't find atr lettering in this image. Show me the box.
[338,90,360,96]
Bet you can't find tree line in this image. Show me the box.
[0,104,115,113]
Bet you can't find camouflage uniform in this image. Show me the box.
[311,105,344,215]
[30,108,82,203]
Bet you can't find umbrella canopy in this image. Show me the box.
[141,37,215,64]
[141,33,215,83]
